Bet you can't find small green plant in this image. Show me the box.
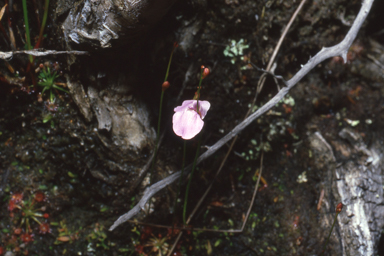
[37,65,68,102]
[53,220,81,245]
[223,39,250,64]
[8,192,50,234]
[87,223,114,250]
[144,235,169,256]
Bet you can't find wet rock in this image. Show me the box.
[59,0,177,50]
[65,74,93,122]
[88,71,155,163]
[64,69,156,186]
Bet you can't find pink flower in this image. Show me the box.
[172,100,210,140]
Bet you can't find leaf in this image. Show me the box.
[0,4,7,21]
[57,236,70,242]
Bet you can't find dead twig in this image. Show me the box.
[0,4,6,21]
[0,49,89,60]
[109,0,374,231]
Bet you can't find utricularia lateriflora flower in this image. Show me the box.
[172,100,210,140]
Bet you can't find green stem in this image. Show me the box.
[172,141,187,230]
[164,45,176,82]
[147,44,176,214]
[156,90,165,145]
[195,68,204,113]
[147,89,165,213]
[35,0,50,49]
[22,0,33,63]
[320,211,340,255]
[183,137,201,224]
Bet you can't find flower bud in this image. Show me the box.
[336,202,343,213]
[202,68,210,79]
[162,81,170,91]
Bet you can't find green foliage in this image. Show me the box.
[37,66,68,102]
[87,223,114,250]
[223,39,250,64]
[53,220,81,245]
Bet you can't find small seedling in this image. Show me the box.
[87,223,114,250]
[37,64,68,102]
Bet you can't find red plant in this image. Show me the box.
[135,244,146,255]
[11,193,24,203]
[140,226,153,241]
[34,192,45,202]
[38,223,51,234]
[8,200,16,211]
[20,233,34,244]
[14,228,22,235]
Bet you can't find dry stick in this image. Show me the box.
[255,0,307,102]
[0,4,6,21]
[165,1,307,254]
[109,0,374,231]
[0,49,89,60]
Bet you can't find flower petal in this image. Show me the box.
[173,108,204,140]
[197,100,210,119]
[174,100,195,113]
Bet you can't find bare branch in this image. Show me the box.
[109,0,374,231]
[0,49,89,60]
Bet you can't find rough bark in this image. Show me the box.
[310,130,384,256]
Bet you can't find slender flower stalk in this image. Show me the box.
[183,136,201,224]
[22,0,33,63]
[320,203,343,255]
[148,43,177,214]
[172,66,210,224]
[171,140,187,232]
[194,66,210,114]
[35,0,50,49]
